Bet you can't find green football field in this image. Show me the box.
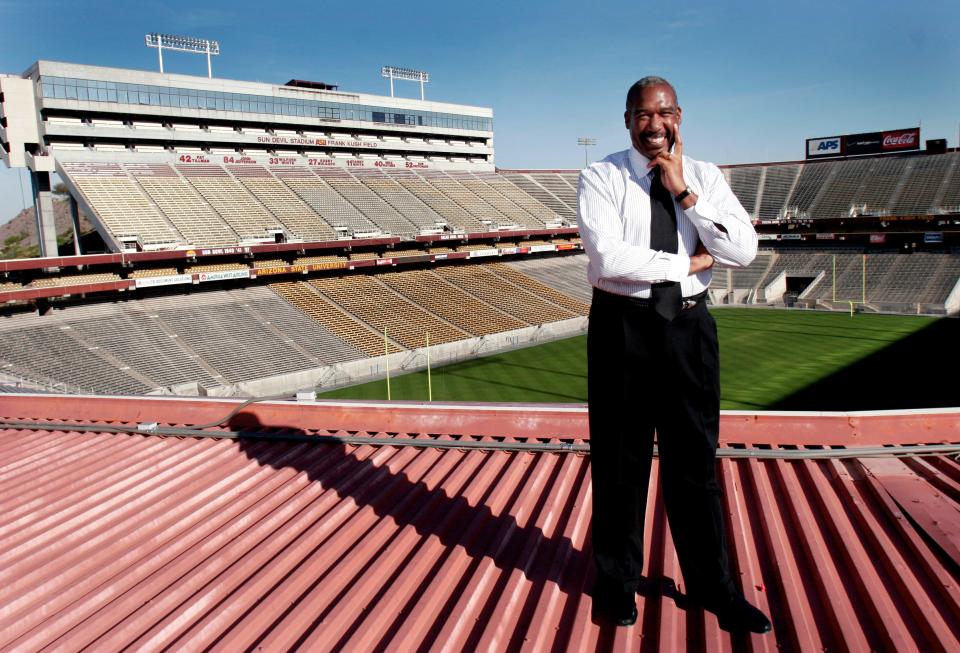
[317,308,954,410]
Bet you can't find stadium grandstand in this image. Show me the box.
[1,55,959,651]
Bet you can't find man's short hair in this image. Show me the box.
[626,76,677,110]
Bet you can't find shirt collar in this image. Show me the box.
[627,146,654,179]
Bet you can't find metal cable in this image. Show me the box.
[2,418,958,458]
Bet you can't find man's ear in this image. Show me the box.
[623,110,630,130]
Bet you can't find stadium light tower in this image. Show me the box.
[381,66,430,100]
[145,33,221,78]
[578,137,597,167]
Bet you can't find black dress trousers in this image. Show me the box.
[587,287,736,601]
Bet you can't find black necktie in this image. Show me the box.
[649,169,682,321]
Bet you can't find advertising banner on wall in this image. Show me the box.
[806,136,842,159]
[807,127,920,159]
[882,128,920,152]
[844,132,883,156]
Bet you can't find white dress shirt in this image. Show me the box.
[578,146,758,298]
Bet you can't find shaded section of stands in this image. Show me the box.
[771,316,960,410]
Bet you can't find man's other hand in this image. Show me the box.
[688,240,715,275]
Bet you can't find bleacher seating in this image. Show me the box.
[0,321,151,394]
[179,165,284,241]
[811,158,875,218]
[423,173,512,228]
[294,254,348,265]
[251,259,288,269]
[236,287,365,365]
[456,243,497,252]
[502,172,577,220]
[379,268,526,336]
[386,248,423,259]
[937,154,960,210]
[782,161,831,217]
[233,166,337,242]
[310,274,469,349]
[320,170,418,236]
[357,172,447,231]
[129,268,179,278]
[152,297,318,384]
[474,172,559,224]
[28,272,122,288]
[488,262,590,315]
[390,173,488,232]
[127,163,240,247]
[726,166,762,216]
[446,172,544,229]
[276,168,382,236]
[893,155,955,215]
[726,251,776,291]
[64,163,183,246]
[506,254,592,303]
[67,309,221,389]
[756,165,800,220]
[184,262,249,273]
[270,280,401,356]
[435,264,577,325]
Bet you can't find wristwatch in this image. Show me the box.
[675,187,693,202]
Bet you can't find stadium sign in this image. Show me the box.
[780,234,802,240]
[807,127,920,159]
[816,233,836,240]
[253,265,307,277]
[316,138,379,149]
[193,246,252,257]
[469,249,499,258]
[310,261,348,271]
[924,232,943,243]
[134,273,192,288]
[870,234,887,244]
[528,244,556,253]
[882,128,920,152]
[844,132,883,156]
[196,269,251,282]
[806,136,842,159]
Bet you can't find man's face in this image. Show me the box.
[624,84,682,159]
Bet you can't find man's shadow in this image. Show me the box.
[225,412,699,649]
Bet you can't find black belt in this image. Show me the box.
[593,287,708,311]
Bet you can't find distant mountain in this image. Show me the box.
[1,198,95,259]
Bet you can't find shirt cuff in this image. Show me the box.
[684,198,726,235]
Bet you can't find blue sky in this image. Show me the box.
[1,0,958,224]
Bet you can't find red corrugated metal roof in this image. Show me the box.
[1,395,958,651]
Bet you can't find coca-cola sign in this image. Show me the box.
[882,128,920,151]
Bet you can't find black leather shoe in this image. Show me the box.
[591,584,638,626]
[704,594,771,634]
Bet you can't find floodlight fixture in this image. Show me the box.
[578,137,597,167]
[381,66,430,100]
[145,33,221,78]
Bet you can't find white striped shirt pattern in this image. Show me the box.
[577,146,758,298]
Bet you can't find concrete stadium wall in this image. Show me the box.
[170,316,589,398]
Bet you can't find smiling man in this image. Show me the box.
[578,76,769,633]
